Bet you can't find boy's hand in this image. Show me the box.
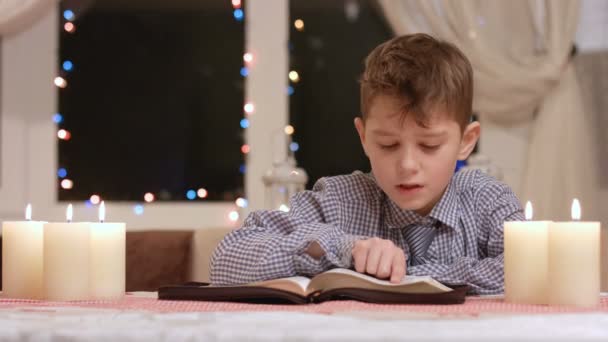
[305,241,325,260]
[352,238,406,284]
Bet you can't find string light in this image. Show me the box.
[197,188,208,199]
[290,142,300,152]
[63,10,75,21]
[58,8,78,194]
[240,22,252,177]
[144,192,155,203]
[287,86,294,96]
[57,168,68,178]
[61,179,74,190]
[243,52,254,64]
[284,125,295,135]
[228,210,239,222]
[64,22,75,33]
[53,113,64,124]
[90,194,101,205]
[279,204,290,212]
[186,189,197,200]
[244,102,255,115]
[54,77,68,88]
[62,60,74,72]
[133,204,144,216]
[57,129,71,140]
[294,19,304,31]
[235,197,248,208]
[233,9,244,21]
[289,71,300,83]
[231,0,242,8]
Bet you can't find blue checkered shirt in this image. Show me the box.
[211,169,524,295]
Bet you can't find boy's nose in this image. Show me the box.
[398,150,419,174]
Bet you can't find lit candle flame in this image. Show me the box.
[99,201,105,223]
[571,198,581,221]
[66,203,73,222]
[25,203,32,221]
[525,201,533,221]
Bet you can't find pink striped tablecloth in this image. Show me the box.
[1,294,607,317]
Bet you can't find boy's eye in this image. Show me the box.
[379,143,399,150]
[420,144,440,151]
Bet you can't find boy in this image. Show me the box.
[211,33,524,295]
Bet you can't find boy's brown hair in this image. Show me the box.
[360,33,473,130]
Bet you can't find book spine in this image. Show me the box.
[308,290,323,304]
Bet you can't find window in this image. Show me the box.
[57,0,245,202]
[288,0,391,188]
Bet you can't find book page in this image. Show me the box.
[248,276,311,296]
[323,268,437,286]
[307,268,453,295]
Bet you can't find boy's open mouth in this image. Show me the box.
[397,184,423,191]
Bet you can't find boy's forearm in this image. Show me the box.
[210,231,297,285]
[210,222,361,285]
[407,255,505,295]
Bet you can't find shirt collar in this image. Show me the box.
[428,178,460,230]
[382,176,461,230]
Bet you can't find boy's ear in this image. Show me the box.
[354,117,368,156]
[457,121,480,160]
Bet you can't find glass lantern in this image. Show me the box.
[262,153,308,212]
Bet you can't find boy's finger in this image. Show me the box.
[376,250,392,279]
[353,247,368,273]
[365,246,382,275]
[390,252,406,283]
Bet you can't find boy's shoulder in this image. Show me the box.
[312,171,383,203]
[451,169,516,202]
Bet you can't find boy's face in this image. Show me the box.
[355,94,480,216]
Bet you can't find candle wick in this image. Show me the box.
[100,220,104,223]
[67,219,72,223]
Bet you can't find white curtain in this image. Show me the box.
[0,0,57,37]
[378,0,599,221]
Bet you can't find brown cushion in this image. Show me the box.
[126,231,193,291]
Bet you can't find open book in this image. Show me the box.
[158,268,468,304]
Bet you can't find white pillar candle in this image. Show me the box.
[1,204,44,299]
[504,201,550,304]
[43,204,91,301]
[90,202,125,300]
[548,199,600,307]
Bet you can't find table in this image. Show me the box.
[1,292,607,341]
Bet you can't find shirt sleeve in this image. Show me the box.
[210,178,365,285]
[407,186,524,295]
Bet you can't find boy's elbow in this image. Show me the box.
[209,234,255,286]
[209,242,231,285]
